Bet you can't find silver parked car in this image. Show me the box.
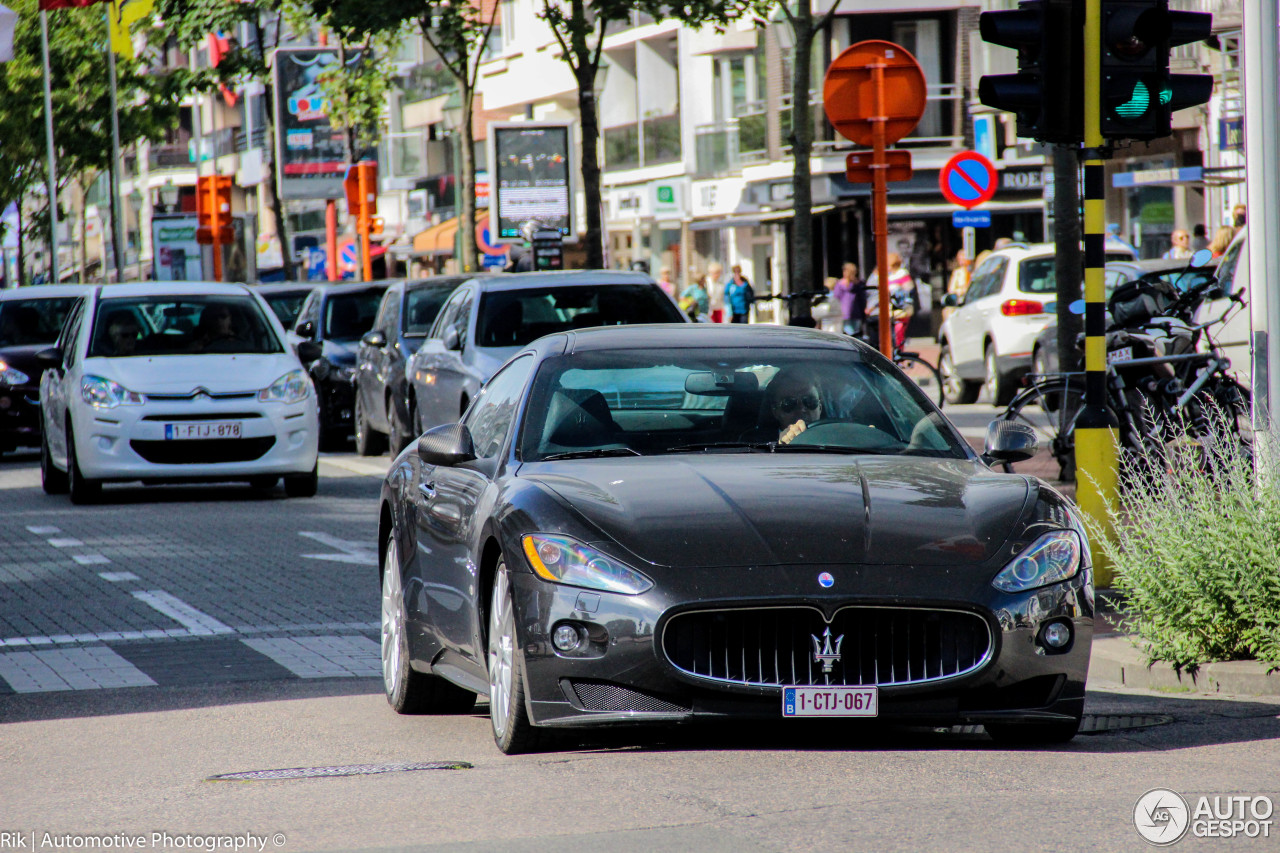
[395,271,687,447]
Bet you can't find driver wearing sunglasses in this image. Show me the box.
[766,367,822,444]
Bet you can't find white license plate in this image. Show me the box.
[163,421,242,440]
[782,686,879,718]
[1107,346,1133,365]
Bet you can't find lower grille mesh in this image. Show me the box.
[130,437,276,464]
[662,606,992,688]
[568,680,689,713]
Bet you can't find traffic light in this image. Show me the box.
[195,175,234,249]
[978,0,1083,144]
[1100,0,1212,141]
[344,161,377,219]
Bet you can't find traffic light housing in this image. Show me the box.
[1100,0,1212,141]
[344,161,377,219]
[196,174,232,230]
[978,0,1083,144]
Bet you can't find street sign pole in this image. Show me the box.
[1075,0,1118,586]
[870,60,892,357]
[209,178,223,283]
[358,163,372,281]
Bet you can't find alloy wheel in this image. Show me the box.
[381,539,405,696]
[487,570,514,739]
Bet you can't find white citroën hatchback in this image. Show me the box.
[39,282,320,503]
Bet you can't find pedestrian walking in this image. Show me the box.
[723,264,755,324]
[1163,229,1192,260]
[656,266,677,299]
[865,253,916,350]
[680,277,710,319]
[831,262,867,340]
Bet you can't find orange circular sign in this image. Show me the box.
[822,40,927,147]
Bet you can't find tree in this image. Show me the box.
[309,0,496,274]
[0,0,194,279]
[767,1,840,321]
[536,0,743,269]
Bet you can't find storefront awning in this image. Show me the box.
[1112,165,1244,189]
[412,212,485,256]
[689,205,834,231]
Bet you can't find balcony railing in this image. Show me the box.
[236,127,268,153]
[149,144,193,171]
[604,123,640,171]
[211,127,239,158]
[604,113,682,172]
[694,84,965,177]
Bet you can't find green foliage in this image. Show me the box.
[1088,411,1280,671]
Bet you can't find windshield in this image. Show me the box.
[519,348,966,462]
[476,284,683,348]
[0,297,77,348]
[263,292,310,328]
[404,286,454,336]
[88,296,282,357]
[323,289,383,341]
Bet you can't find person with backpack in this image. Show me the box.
[723,264,755,324]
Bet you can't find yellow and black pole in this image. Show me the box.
[1075,0,1117,586]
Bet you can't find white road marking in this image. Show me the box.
[98,571,139,582]
[72,554,111,566]
[299,531,378,565]
[47,538,84,548]
[131,590,234,636]
[0,622,379,648]
[0,646,156,693]
[26,526,60,535]
[242,636,380,679]
[319,457,389,477]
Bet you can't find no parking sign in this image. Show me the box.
[939,152,997,210]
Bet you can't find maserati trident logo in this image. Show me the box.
[811,627,844,673]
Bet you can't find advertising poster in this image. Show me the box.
[488,122,575,241]
[151,214,202,281]
[273,47,373,200]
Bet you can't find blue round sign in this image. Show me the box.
[340,243,357,264]
[939,152,998,210]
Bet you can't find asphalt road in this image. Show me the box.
[1,439,1278,852]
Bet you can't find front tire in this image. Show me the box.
[284,464,318,498]
[985,345,1016,407]
[67,423,101,505]
[488,562,544,754]
[41,429,68,495]
[381,533,477,714]
[940,343,980,405]
[354,392,387,457]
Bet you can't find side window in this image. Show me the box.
[295,292,318,333]
[970,258,1008,300]
[430,290,466,339]
[454,291,475,342]
[463,355,535,458]
[373,290,396,334]
[1217,235,1246,294]
[60,300,86,367]
[385,293,401,338]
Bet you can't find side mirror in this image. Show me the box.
[36,346,62,367]
[942,293,959,308]
[1189,248,1214,269]
[442,325,462,351]
[983,420,1038,464]
[296,320,316,340]
[416,423,476,467]
[296,340,323,364]
[361,330,387,348]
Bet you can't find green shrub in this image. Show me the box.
[1087,411,1280,672]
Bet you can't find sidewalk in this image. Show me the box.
[1090,590,1280,697]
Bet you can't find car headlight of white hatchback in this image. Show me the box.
[0,360,29,386]
[991,529,1082,593]
[522,534,653,595]
[258,369,311,404]
[81,375,144,408]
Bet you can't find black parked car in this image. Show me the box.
[250,282,317,330]
[0,285,87,455]
[292,281,389,449]
[378,324,1093,754]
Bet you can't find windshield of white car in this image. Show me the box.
[323,289,383,342]
[519,348,966,462]
[0,298,77,348]
[476,284,684,348]
[404,286,454,337]
[87,296,283,357]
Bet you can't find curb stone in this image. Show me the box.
[1089,634,1280,696]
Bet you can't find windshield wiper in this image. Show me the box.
[660,441,777,453]
[772,444,897,455]
[540,447,643,461]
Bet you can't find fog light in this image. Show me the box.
[552,624,582,652]
[1043,622,1071,648]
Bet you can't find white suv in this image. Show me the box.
[938,242,1136,405]
[39,282,320,503]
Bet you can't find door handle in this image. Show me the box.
[419,481,436,498]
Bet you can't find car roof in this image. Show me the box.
[468,270,657,293]
[94,281,254,299]
[245,282,317,295]
[306,281,390,297]
[541,323,867,355]
[0,284,92,300]
[404,274,489,292]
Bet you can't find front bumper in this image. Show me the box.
[0,382,41,448]
[71,394,319,482]
[509,564,1092,729]
[315,369,356,434]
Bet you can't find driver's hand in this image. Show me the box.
[779,420,807,445]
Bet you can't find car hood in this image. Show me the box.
[83,353,300,395]
[521,455,1030,568]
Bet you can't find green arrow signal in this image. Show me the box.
[1115,80,1151,118]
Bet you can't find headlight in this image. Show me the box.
[258,369,311,403]
[0,360,29,386]
[522,534,653,595]
[991,529,1082,593]
[81,375,144,408]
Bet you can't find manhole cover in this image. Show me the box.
[207,761,473,782]
[946,714,1173,737]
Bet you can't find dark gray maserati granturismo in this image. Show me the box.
[377,324,1093,754]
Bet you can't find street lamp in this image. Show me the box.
[157,183,179,214]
